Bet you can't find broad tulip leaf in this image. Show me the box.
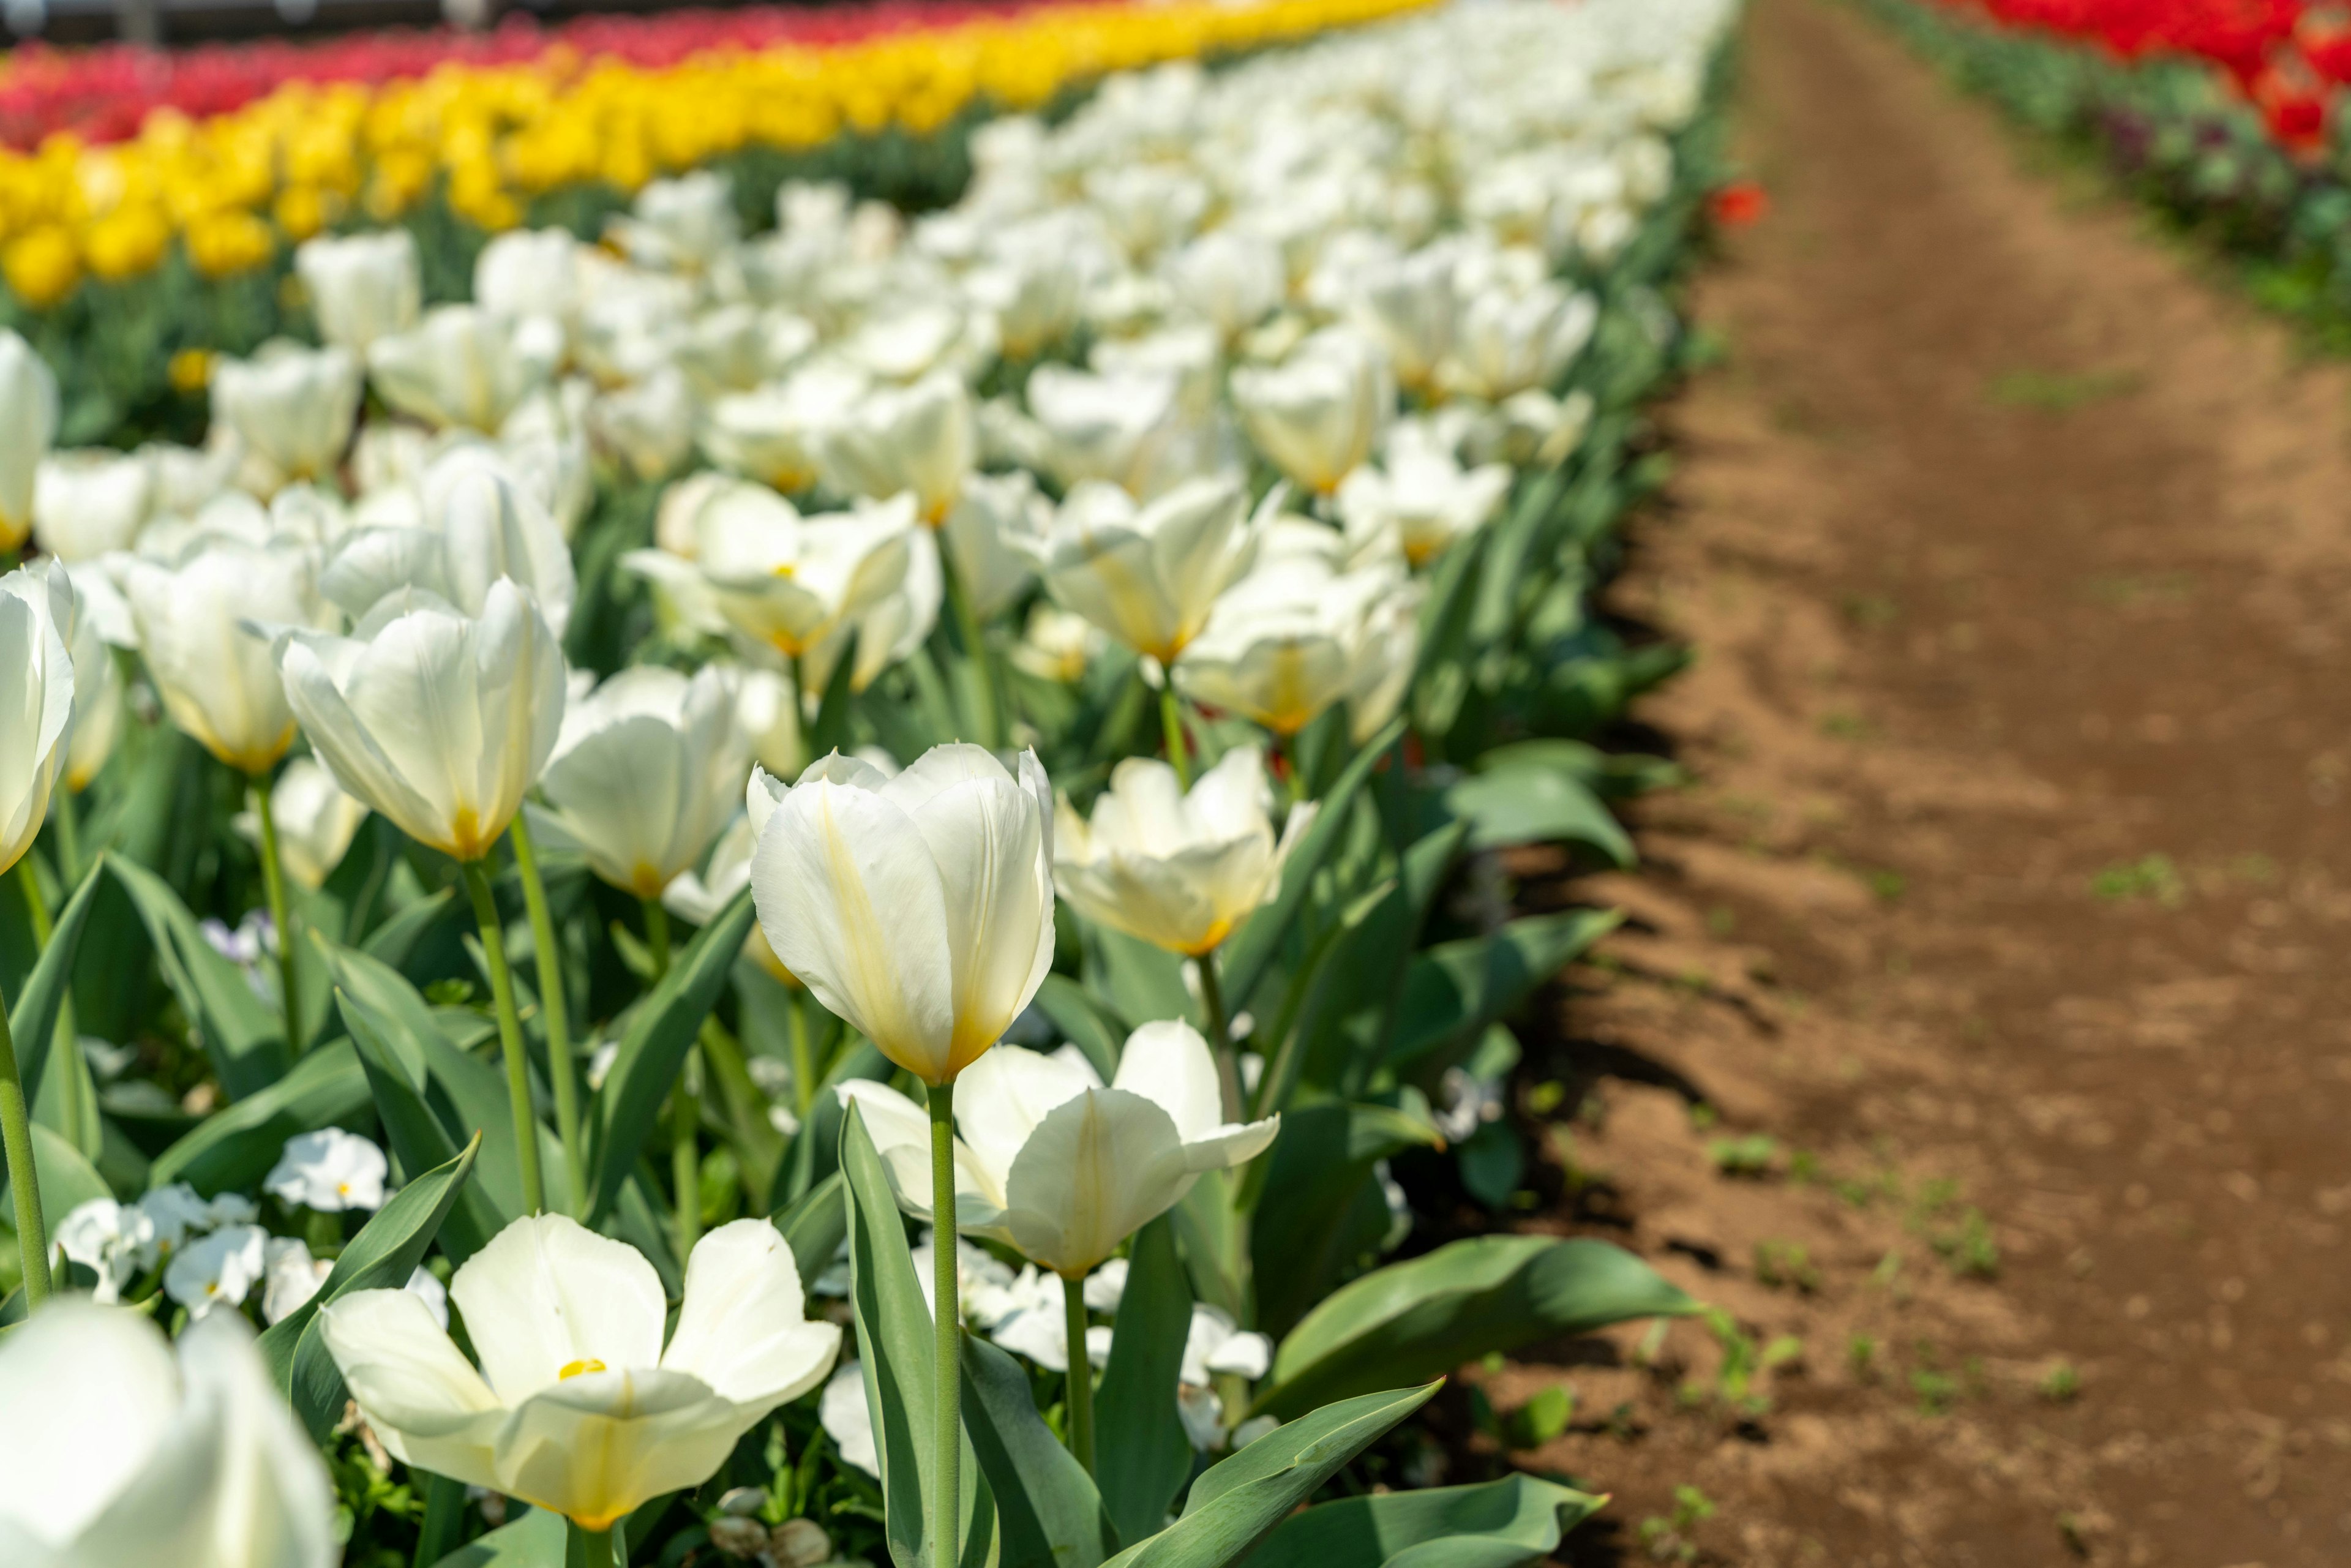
[773,1169,848,1285]
[1243,1473,1602,1568]
[431,1505,563,1567]
[1095,1214,1193,1548]
[9,864,100,1108]
[1385,910,1621,1074]
[146,1039,368,1195]
[768,1036,891,1213]
[336,986,506,1262]
[841,1105,994,1568]
[962,1330,1116,1568]
[1100,1385,1438,1568]
[1219,718,1405,1017]
[106,853,289,1097]
[0,1122,114,1243]
[360,886,457,970]
[1249,1103,1442,1337]
[1257,1236,1695,1419]
[1441,765,1632,868]
[260,1133,482,1440]
[585,887,756,1225]
[1408,531,1488,740]
[807,627,861,759]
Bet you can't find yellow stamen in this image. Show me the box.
[558,1358,607,1380]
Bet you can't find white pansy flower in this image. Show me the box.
[264,1128,391,1212]
[164,1223,269,1319]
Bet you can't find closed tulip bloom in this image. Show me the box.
[367,306,564,434]
[44,563,126,793]
[607,170,742,276]
[699,487,917,659]
[276,579,565,862]
[33,448,154,561]
[210,342,361,494]
[748,743,1054,1084]
[813,370,975,525]
[0,330,57,550]
[1335,431,1513,566]
[531,664,747,898]
[1016,474,1267,664]
[1349,244,1460,395]
[320,1214,840,1533]
[295,230,421,353]
[941,470,1043,620]
[1441,281,1597,402]
[474,228,586,323]
[0,566,73,877]
[795,524,943,699]
[323,448,579,637]
[839,1020,1278,1277]
[1054,747,1314,956]
[0,1302,335,1568]
[1231,327,1395,496]
[232,758,368,891]
[122,538,333,774]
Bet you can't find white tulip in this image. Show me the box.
[474,229,587,323]
[1335,432,1512,566]
[697,362,869,494]
[819,1359,880,1479]
[32,449,154,561]
[589,367,699,484]
[1008,604,1106,685]
[1016,474,1266,664]
[276,578,566,862]
[0,569,72,877]
[796,523,942,699]
[941,470,1043,620]
[839,1019,1278,1276]
[0,1302,335,1567]
[264,1127,390,1212]
[323,447,577,636]
[230,757,368,892]
[210,342,362,494]
[607,170,741,276]
[320,1214,839,1532]
[1174,549,1418,738]
[1023,364,1191,497]
[748,743,1055,1084]
[3,561,119,802]
[294,230,422,353]
[672,304,818,398]
[1440,280,1597,402]
[1231,327,1394,497]
[812,370,975,525]
[573,266,696,388]
[146,437,241,519]
[841,303,992,385]
[531,664,746,898]
[367,306,565,433]
[1163,229,1286,342]
[0,329,57,549]
[1054,746,1315,956]
[964,244,1086,362]
[122,538,332,774]
[497,384,597,541]
[1348,244,1460,395]
[697,487,918,659]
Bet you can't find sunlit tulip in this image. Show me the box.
[1349,244,1460,394]
[607,170,742,276]
[842,302,992,384]
[122,538,334,774]
[796,524,943,699]
[0,1301,336,1567]
[1174,552,1415,738]
[7,561,123,797]
[1231,327,1394,496]
[1023,364,1190,497]
[1009,604,1106,684]
[1164,229,1286,342]
[320,1214,839,1532]
[232,759,367,891]
[672,304,819,399]
[295,230,421,353]
[820,1360,880,1478]
[0,329,56,550]
[323,447,578,636]
[573,266,696,388]
[1054,747,1315,956]
[367,306,565,433]
[265,1127,389,1212]
[531,664,746,898]
[698,362,869,493]
[748,743,1055,1084]
[590,367,699,483]
[211,342,362,494]
[497,384,597,540]
[474,228,587,323]
[0,565,73,877]
[1440,281,1597,402]
[699,487,918,659]
[965,241,1087,361]
[941,470,1044,620]
[813,370,974,525]
[1016,474,1267,664]
[1335,431,1512,566]
[276,578,565,862]
[32,448,154,561]
[840,1020,1278,1275]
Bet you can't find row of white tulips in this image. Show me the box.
[0,0,1736,1562]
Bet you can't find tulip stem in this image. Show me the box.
[564,1519,621,1568]
[787,992,816,1118]
[250,778,302,1050]
[1194,955,1242,1123]
[1063,1274,1095,1474]
[940,550,1002,750]
[1158,685,1191,789]
[51,786,80,888]
[0,977,50,1307]
[929,1077,962,1568]
[12,857,90,1160]
[510,818,585,1214]
[643,899,700,1260]
[461,858,545,1216]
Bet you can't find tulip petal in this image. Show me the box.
[175,1308,340,1568]
[1000,1086,1193,1277]
[318,1288,506,1490]
[449,1215,668,1405]
[662,1218,842,1408]
[0,1300,182,1549]
[493,1368,742,1531]
[834,1080,1011,1227]
[1109,1019,1226,1142]
[953,1041,1098,1184]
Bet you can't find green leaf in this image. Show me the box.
[1219,719,1404,1016]
[1442,765,1632,868]
[334,985,506,1263]
[1101,1385,1438,1568]
[1032,973,1127,1081]
[146,1039,369,1195]
[430,1506,563,1567]
[1095,1215,1193,1547]
[1243,1474,1602,1568]
[9,865,100,1108]
[259,1133,482,1440]
[1387,910,1621,1073]
[0,1122,113,1241]
[105,853,289,1097]
[1081,923,1190,1035]
[1248,1103,1442,1337]
[1258,1236,1695,1419]
[962,1330,1115,1568]
[773,1170,847,1286]
[1408,531,1488,740]
[585,888,756,1225]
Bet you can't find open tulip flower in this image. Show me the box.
[696,485,919,661]
[1336,427,1513,567]
[748,741,1054,1086]
[123,537,336,775]
[320,1214,841,1534]
[840,1019,1280,1277]
[1054,746,1316,957]
[209,341,363,495]
[1176,542,1422,740]
[366,305,566,433]
[323,448,579,636]
[294,230,422,354]
[32,448,154,561]
[1230,326,1395,497]
[812,369,976,525]
[231,758,369,891]
[1015,473,1268,665]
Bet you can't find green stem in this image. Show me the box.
[1158,683,1191,789]
[15,858,49,947]
[0,977,50,1307]
[787,991,815,1119]
[564,1518,620,1568]
[51,786,80,889]
[1063,1272,1095,1474]
[940,548,1002,750]
[1195,953,1241,1123]
[460,858,544,1215]
[16,855,89,1159]
[643,899,698,1259]
[929,1078,962,1568]
[509,818,585,1213]
[1277,730,1308,807]
[250,777,302,1049]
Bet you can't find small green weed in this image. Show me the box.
[2090,854,2185,907]
[2039,1361,2081,1403]
[1637,1486,1717,1564]
[1707,1133,1781,1178]
[1987,366,2140,411]
[1753,1239,1821,1292]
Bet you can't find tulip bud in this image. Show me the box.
[294,230,422,354]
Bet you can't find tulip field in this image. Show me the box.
[0,0,1736,1562]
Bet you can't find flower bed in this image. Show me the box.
[0,0,1740,1563]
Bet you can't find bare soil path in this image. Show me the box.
[1468,2,2351,1562]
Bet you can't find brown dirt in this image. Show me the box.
[1460,1,2351,1562]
